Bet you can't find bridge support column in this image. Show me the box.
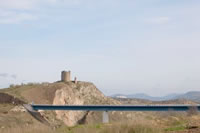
[102,111,109,123]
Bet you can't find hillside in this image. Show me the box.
[115,97,197,105]
[0,81,120,126]
[111,93,180,101]
[1,81,200,133]
[112,91,200,102]
[176,91,200,102]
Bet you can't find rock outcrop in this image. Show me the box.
[10,105,27,112]
[53,82,119,126]
[1,81,199,128]
[0,93,25,105]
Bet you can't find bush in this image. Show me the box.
[187,106,198,116]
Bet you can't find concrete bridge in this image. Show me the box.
[24,104,200,123]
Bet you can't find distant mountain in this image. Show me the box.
[111,91,200,102]
[176,91,200,102]
[126,93,162,101]
[111,93,179,101]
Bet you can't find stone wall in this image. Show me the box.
[61,71,71,82]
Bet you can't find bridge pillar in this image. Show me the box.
[102,111,109,123]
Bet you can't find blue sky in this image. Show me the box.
[0,0,200,96]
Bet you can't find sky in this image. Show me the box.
[0,0,200,96]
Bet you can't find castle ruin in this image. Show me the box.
[61,71,71,82]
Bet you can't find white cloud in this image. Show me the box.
[0,0,81,10]
[0,0,82,24]
[146,17,170,24]
[0,10,37,24]
[0,0,44,24]
[0,0,39,24]
[0,0,38,10]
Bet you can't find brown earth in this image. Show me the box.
[0,81,120,126]
[0,93,25,105]
[1,81,200,133]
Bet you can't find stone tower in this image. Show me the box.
[61,70,71,82]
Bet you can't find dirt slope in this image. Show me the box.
[0,81,120,126]
[1,81,200,130]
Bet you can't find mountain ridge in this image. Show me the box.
[111,91,200,102]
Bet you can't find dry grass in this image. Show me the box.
[1,83,200,133]
[0,121,162,133]
[73,123,162,133]
[1,115,200,133]
[0,125,54,133]
[1,109,200,133]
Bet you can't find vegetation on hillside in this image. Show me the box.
[1,83,200,133]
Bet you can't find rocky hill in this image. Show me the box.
[52,81,119,126]
[0,81,120,127]
[1,81,200,130]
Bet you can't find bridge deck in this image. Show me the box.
[30,104,200,111]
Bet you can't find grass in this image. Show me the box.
[65,123,162,133]
[0,84,36,102]
[0,104,14,113]
[1,104,199,133]
[1,84,200,133]
[0,122,162,133]
[1,113,200,133]
[0,125,54,133]
[165,125,186,132]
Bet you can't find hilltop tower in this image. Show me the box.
[61,70,71,82]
